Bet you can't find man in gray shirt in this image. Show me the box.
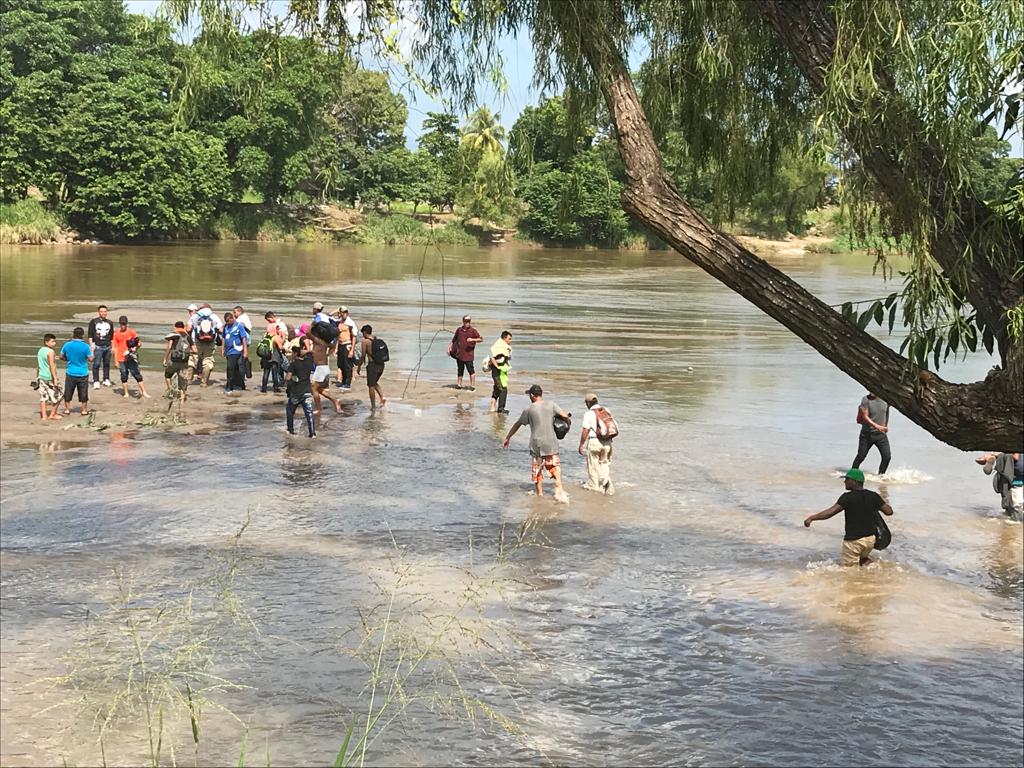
[503,384,571,501]
[852,393,891,475]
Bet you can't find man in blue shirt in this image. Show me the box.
[221,311,250,392]
[60,327,93,415]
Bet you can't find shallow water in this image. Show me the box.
[1,242,1021,766]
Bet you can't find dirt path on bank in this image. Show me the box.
[735,233,833,258]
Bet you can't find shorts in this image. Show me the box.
[38,379,62,404]
[64,374,89,403]
[164,362,189,389]
[119,359,143,383]
[841,535,876,566]
[312,364,330,384]
[366,362,384,387]
[531,454,561,483]
[457,360,475,377]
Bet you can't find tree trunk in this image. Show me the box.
[573,14,1023,450]
[757,0,1024,354]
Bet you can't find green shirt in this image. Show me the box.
[37,346,53,381]
[495,360,509,388]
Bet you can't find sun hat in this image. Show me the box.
[844,468,866,483]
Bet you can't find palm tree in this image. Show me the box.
[460,107,506,156]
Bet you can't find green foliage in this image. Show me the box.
[518,149,628,246]
[0,198,66,243]
[457,108,517,224]
[356,213,476,245]
[417,112,460,210]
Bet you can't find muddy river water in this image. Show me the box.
[1,242,1021,766]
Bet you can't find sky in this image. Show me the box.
[127,0,1022,156]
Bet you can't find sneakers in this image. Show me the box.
[93,381,101,390]
[497,408,510,414]
[102,379,112,387]
[341,385,351,391]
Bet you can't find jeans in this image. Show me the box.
[261,361,282,392]
[286,392,316,436]
[853,430,891,475]
[119,359,143,383]
[338,344,354,387]
[92,345,111,382]
[225,354,246,391]
[490,368,507,410]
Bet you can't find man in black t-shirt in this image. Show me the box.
[804,468,894,566]
[87,304,114,388]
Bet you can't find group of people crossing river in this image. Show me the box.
[30,300,1021,566]
[32,299,622,505]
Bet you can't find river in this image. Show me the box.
[1,242,1021,766]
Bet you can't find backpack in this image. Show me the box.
[255,334,274,360]
[169,333,191,363]
[195,316,217,343]
[873,512,892,550]
[311,320,339,344]
[370,337,389,363]
[593,406,619,440]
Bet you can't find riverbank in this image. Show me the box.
[0,364,575,450]
[2,199,853,256]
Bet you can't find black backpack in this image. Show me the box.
[873,513,892,550]
[311,321,339,344]
[370,337,389,363]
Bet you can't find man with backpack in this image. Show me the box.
[309,320,342,414]
[804,469,894,566]
[357,324,388,410]
[258,311,287,393]
[578,393,617,495]
[187,304,221,386]
[163,321,193,402]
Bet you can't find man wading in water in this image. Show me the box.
[852,393,891,476]
[804,468,894,566]
[503,384,571,502]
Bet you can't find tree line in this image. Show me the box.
[0,0,905,246]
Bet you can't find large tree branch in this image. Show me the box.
[571,10,1023,450]
[757,0,1024,352]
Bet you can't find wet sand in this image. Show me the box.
[0,364,572,449]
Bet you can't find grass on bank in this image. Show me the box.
[0,198,67,244]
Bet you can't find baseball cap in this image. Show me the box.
[339,305,348,313]
[462,314,471,322]
[844,468,865,483]
[584,392,598,404]
[313,301,324,311]
[525,384,543,396]
[187,303,198,312]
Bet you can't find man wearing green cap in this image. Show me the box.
[804,469,894,566]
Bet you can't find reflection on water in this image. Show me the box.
[1,243,1022,766]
